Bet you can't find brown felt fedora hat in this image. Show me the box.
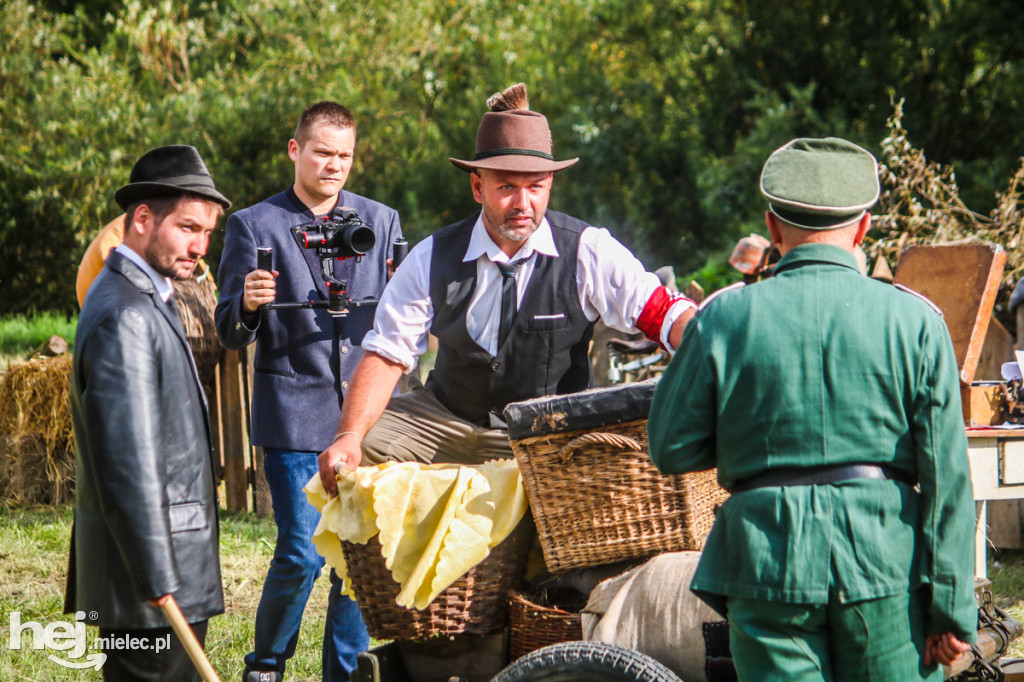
[449,83,579,174]
[115,144,231,210]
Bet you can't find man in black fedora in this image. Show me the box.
[317,83,696,485]
[67,144,230,681]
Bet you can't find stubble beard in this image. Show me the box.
[144,242,195,281]
[484,206,540,244]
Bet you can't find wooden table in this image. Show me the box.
[968,428,1024,578]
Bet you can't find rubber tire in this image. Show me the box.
[491,641,684,682]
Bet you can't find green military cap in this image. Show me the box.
[760,137,880,230]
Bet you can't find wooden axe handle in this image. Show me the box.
[161,595,221,682]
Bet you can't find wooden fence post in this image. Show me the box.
[219,349,252,512]
[242,345,273,518]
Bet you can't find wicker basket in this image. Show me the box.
[341,517,534,640]
[507,589,584,660]
[510,419,728,574]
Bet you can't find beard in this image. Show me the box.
[143,242,195,281]
[483,206,541,243]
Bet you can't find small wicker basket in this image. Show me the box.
[510,418,728,574]
[341,518,534,640]
[507,589,584,660]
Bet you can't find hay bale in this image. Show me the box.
[0,265,222,508]
[0,355,74,506]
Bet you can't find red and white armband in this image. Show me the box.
[636,286,696,352]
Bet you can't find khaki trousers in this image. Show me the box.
[362,385,514,465]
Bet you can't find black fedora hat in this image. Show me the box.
[115,144,231,210]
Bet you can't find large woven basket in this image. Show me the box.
[341,517,534,640]
[510,418,728,574]
[507,589,584,660]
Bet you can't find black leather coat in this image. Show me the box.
[66,250,223,628]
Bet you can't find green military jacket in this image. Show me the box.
[648,244,977,641]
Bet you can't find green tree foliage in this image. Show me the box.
[1,0,1022,314]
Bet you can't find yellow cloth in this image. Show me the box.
[304,459,527,610]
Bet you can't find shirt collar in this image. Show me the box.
[286,186,345,219]
[115,244,175,301]
[773,243,862,276]
[463,212,560,263]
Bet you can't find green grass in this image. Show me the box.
[990,549,1024,659]
[6,503,1024,678]
[0,505,334,682]
[0,313,76,358]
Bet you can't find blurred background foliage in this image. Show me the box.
[2,0,1023,314]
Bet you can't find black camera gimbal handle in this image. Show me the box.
[256,236,408,318]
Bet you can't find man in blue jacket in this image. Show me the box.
[216,101,402,681]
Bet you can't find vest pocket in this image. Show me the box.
[527,313,569,332]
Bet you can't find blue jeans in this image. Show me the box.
[244,449,369,680]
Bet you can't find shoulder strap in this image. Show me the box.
[893,283,943,316]
[698,281,746,311]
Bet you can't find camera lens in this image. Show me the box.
[340,224,375,255]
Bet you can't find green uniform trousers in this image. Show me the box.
[727,589,943,682]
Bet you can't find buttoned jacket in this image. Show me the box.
[215,188,401,451]
[648,244,977,641]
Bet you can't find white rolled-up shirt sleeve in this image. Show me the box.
[361,237,435,372]
[577,227,695,351]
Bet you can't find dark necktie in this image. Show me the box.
[496,258,527,348]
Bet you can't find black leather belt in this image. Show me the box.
[731,463,916,494]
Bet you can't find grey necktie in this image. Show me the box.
[496,258,527,348]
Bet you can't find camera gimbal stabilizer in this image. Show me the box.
[257,207,408,317]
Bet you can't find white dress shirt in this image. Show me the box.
[364,213,694,372]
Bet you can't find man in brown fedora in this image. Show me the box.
[67,145,229,681]
[317,83,695,487]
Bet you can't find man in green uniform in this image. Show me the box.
[647,137,977,681]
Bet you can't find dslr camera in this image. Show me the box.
[292,207,375,260]
[258,207,378,317]
[258,207,408,317]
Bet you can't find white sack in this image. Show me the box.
[582,551,724,682]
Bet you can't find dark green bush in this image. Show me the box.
[3,0,1023,314]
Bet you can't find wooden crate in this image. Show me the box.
[893,243,1006,386]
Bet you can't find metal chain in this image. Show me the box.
[978,585,1014,662]
[964,644,1003,681]
[957,584,1009,681]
